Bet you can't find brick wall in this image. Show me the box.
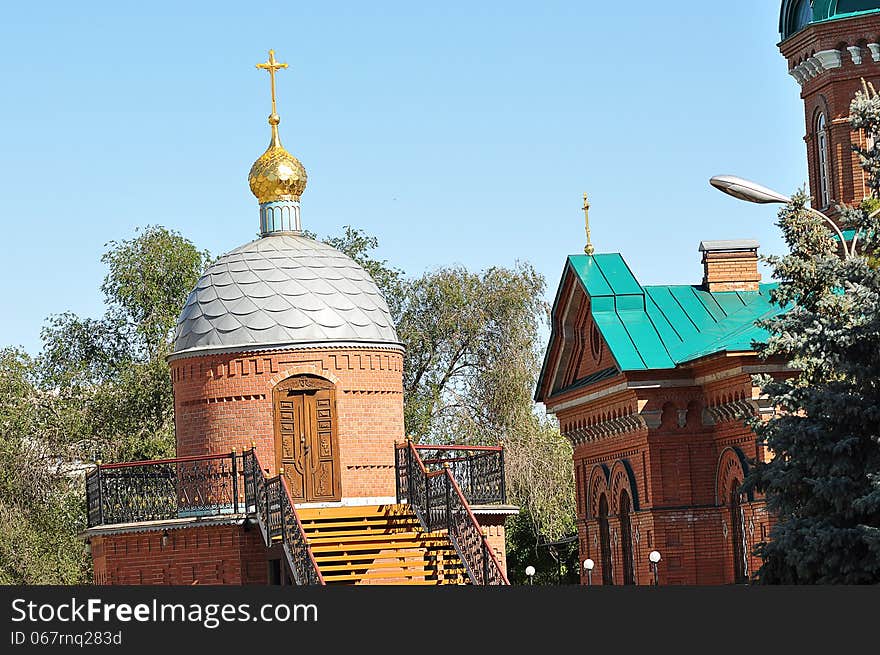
[91,524,268,585]
[171,347,405,499]
[556,359,774,586]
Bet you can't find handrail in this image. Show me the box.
[413,444,503,452]
[244,449,324,586]
[445,467,509,585]
[97,452,233,470]
[395,441,508,585]
[279,474,325,585]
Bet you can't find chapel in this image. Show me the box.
[84,51,512,586]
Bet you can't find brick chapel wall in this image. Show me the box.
[557,362,774,585]
[170,347,405,500]
[91,524,268,586]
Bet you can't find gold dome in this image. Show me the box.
[248,122,308,203]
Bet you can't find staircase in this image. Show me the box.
[297,504,469,585]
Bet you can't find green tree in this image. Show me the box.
[745,85,880,584]
[0,226,209,583]
[39,225,210,463]
[0,348,90,583]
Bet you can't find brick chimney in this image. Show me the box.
[699,240,760,293]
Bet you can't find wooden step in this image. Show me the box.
[312,548,458,563]
[316,560,463,574]
[309,530,424,545]
[326,578,449,586]
[302,523,421,537]
[322,569,446,583]
[312,537,446,554]
[300,517,420,530]
[296,504,412,520]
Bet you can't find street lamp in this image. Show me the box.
[525,565,536,585]
[709,175,854,258]
[648,550,661,586]
[583,558,595,586]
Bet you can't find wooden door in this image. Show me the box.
[274,376,341,503]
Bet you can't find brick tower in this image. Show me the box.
[779,1,880,218]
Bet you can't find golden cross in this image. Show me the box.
[256,50,289,118]
[583,192,594,255]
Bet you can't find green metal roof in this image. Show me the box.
[565,253,788,372]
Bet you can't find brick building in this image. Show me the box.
[535,1,880,585]
[85,51,512,586]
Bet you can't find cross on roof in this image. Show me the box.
[256,50,289,117]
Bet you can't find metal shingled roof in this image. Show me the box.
[564,253,788,372]
[172,234,401,357]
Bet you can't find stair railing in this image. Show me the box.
[395,441,509,585]
[243,448,324,586]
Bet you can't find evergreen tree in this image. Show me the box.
[746,83,880,583]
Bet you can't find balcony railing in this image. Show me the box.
[86,449,323,585]
[411,444,506,505]
[85,452,246,528]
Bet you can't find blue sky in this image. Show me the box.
[0,1,806,354]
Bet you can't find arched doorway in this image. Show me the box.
[274,375,341,503]
[598,494,613,585]
[619,490,635,585]
[729,478,747,584]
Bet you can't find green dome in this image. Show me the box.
[780,1,880,40]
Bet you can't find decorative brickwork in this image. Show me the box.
[171,346,405,501]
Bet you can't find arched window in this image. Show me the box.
[817,113,830,208]
[729,479,747,584]
[619,490,635,585]
[783,0,813,39]
[598,494,613,585]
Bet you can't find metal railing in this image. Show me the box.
[85,448,323,586]
[414,444,506,505]
[243,449,324,586]
[85,452,244,527]
[395,441,509,585]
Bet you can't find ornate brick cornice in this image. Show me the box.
[564,414,647,446]
[702,399,760,425]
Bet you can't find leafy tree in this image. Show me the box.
[0,226,209,583]
[0,348,90,583]
[745,84,880,584]
[39,225,210,463]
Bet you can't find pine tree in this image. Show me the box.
[745,82,880,583]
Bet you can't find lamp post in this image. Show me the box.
[709,175,855,258]
[583,558,595,586]
[648,550,661,586]
[525,565,536,585]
